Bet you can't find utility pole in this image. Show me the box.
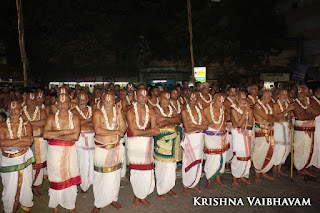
[187,0,195,85]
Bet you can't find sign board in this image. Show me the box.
[260,73,290,82]
[292,64,308,81]
[194,67,206,82]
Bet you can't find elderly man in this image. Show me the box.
[0,101,34,213]
[203,93,228,189]
[127,89,159,207]
[91,93,127,212]
[198,82,213,109]
[43,94,81,213]
[247,84,259,105]
[230,92,254,186]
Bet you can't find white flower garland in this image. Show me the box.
[248,95,257,104]
[101,105,117,130]
[97,101,101,109]
[231,104,244,114]
[257,99,273,115]
[7,117,23,139]
[126,95,132,105]
[294,98,309,110]
[23,106,39,121]
[148,98,159,107]
[312,96,320,105]
[170,100,181,114]
[209,103,224,124]
[133,102,149,130]
[41,104,45,109]
[75,105,92,120]
[227,97,235,105]
[156,104,173,117]
[179,97,184,105]
[198,102,203,110]
[277,99,288,117]
[271,99,276,103]
[55,110,74,130]
[186,104,202,125]
[199,93,212,104]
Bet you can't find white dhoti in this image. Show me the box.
[273,122,290,166]
[127,133,155,199]
[231,128,251,178]
[154,160,176,195]
[93,140,123,208]
[31,136,48,188]
[252,123,275,173]
[181,131,204,188]
[225,121,234,163]
[204,128,228,180]
[120,132,127,178]
[293,120,317,171]
[313,116,320,168]
[75,130,95,192]
[47,140,81,210]
[1,148,35,213]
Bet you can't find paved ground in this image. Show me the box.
[1,161,320,213]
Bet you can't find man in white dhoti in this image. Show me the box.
[203,93,228,190]
[311,87,320,170]
[43,94,81,213]
[0,101,34,213]
[293,85,319,178]
[252,91,278,182]
[272,90,295,177]
[230,92,254,186]
[22,92,48,197]
[71,92,95,193]
[181,92,207,195]
[91,93,127,212]
[127,88,159,207]
[153,92,181,199]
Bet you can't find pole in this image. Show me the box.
[187,0,195,85]
[16,0,27,87]
[290,127,293,178]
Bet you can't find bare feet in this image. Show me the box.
[133,197,140,207]
[33,187,43,197]
[69,209,77,213]
[206,180,213,191]
[111,201,123,210]
[261,173,274,180]
[183,187,190,196]
[139,199,153,208]
[297,170,304,179]
[53,207,58,213]
[255,173,262,182]
[157,194,165,199]
[232,177,240,186]
[278,170,288,177]
[301,168,316,177]
[121,177,128,182]
[91,207,100,213]
[168,190,178,198]
[239,177,251,184]
[273,166,280,177]
[191,186,202,193]
[214,176,226,186]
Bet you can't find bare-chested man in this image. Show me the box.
[198,82,213,109]
[22,93,48,197]
[0,101,34,213]
[36,91,48,115]
[43,94,81,213]
[203,94,228,190]
[181,92,208,195]
[126,89,159,207]
[48,93,58,115]
[71,92,94,193]
[121,83,135,113]
[91,93,127,212]
[272,90,295,177]
[247,84,259,105]
[170,89,183,115]
[230,92,254,186]
[91,88,102,111]
[311,87,320,170]
[293,85,318,178]
[252,91,278,182]
[148,86,160,108]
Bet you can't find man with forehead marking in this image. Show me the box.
[43,94,81,213]
[71,92,95,193]
[203,93,229,189]
[272,89,295,177]
[91,92,127,212]
[126,88,159,207]
[0,101,34,212]
[22,92,48,197]
[199,82,213,109]
[153,92,181,199]
[181,92,208,195]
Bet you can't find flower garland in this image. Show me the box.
[277,99,288,117]
[248,95,257,104]
[271,99,276,103]
[186,104,202,125]
[23,106,39,121]
[179,97,184,105]
[294,97,309,110]
[101,105,117,130]
[231,104,244,114]
[227,97,235,105]
[170,100,181,114]
[41,104,46,110]
[156,104,173,117]
[7,117,23,139]
[126,95,132,105]
[75,105,92,120]
[199,93,212,104]
[198,103,203,110]
[312,96,320,106]
[209,102,224,124]
[55,110,74,130]
[148,98,159,107]
[133,102,149,130]
[97,101,101,109]
[257,99,273,115]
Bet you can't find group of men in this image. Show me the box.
[0,82,319,213]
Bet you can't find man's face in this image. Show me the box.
[127,84,135,94]
[136,89,148,105]
[36,92,44,105]
[195,83,201,92]
[184,89,191,98]
[298,86,308,98]
[170,90,179,100]
[238,93,247,107]
[57,95,70,112]
[279,90,288,101]
[14,91,21,97]
[201,84,210,95]
[214,95,225,109]
[159,92,170,107]
[8,101,21,118]
[189,93,198,106]
[153,88,160,97]
[102,93,115,109]
[50,96,57,104]
[250,85,259,96]
[94,89,102,98]
[58,87,67,95]
[26,93,37,108]
[78,93,88,108]
[183,81,189,88]
[263,91,272,104]
[228,88,237,99]
[119,90,126,100]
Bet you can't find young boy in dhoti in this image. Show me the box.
[127,89,159,207]
[43,94,81,213]
[71,92,95,193]
[153,92,181,199]
[203,93,228,190]
[0,101,35,213]
[230,92,253,186]
[181,92,207,195]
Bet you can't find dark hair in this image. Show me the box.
[50,93,58,98]
[0,113,7,121]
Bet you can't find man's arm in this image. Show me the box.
[127,108,159,137]
[293,104,313,120]
[253,104,277,122]
[55,115,81,141]
[92,111,121,136]
[29,109,47,128]
[43,115,73,139]
[273,103,294,120]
